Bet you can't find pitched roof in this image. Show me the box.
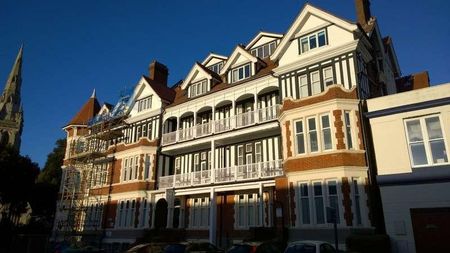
[142,75,176,102]
[67,95,101,126]
[168,58,276,108]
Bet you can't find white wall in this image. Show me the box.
[381,182,450,253]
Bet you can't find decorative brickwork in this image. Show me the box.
[90,181,154,195]
[355,110,365,150]
[285,120,293,158]
[284,152,366,173]
[341,177,353,226]
[281,85,357,113]
[333,110,345,149]
[112,159,122,184]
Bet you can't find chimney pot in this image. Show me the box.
[355,0,372,25]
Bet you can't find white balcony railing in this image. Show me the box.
[158,159,283,189]
[161,105,280,145]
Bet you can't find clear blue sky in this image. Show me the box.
[1,0,449,168]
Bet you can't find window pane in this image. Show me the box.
[323,129,332,150]
[244,64,250,78]
[297,134,305,154]
[318,31,326,47]
[315,201,324,223]
[239,67,244,79]
[426,117,443,139]
[406,120,423,142]
[301,38,309,53]
[296,121,303,133]
[430,140,448,163]
[411,143,427,165]
[309,35,317,49]
[310,132,318,152]
[301,198,310,224]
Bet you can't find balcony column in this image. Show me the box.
[193,111,197,138]
[231,100,236,129]
[209,188,217,244]
[211,107,215,134]
[259,183,264,227]
[175,116,180,142]
[211,140,215,183]
[254,92,259,123]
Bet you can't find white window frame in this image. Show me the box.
[404,115,449,167]
[189,79,208,98]
[326,179,341,224]
[189,197,210,229]
[312,181,326,225]
[251,41,277,58]
[299,29,328,54]
[351,177,363,226]
[344,111,354,149]
[294,120,306,155]
[139,198,150,228]
[297,182,311,226]
[298,74,308,98]
[310,71,321,95]
[235,193,261,229]
[307,116,319,153]
[320,114,333,151]
[122,156,140,182]
[231,63,251,83]
[137,96,152,112]
[323,66,334,86]
[208,62,223,74]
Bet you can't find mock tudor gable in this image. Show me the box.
[271,4,358,67]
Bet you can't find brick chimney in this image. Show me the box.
[355,0,372,25]
[149,60,169,86]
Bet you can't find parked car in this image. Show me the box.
[124,243,165,253]
[185,242,224,253]
[164,243,188,253]
[255,240,286,253]
[284,241,336,253]
[226,243,257,253]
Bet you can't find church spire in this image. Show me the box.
[0,45,24,150]
[2,45,23,104]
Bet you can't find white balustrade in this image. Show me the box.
[161,105,280,146]
[158,159,283,189]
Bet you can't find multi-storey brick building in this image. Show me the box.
[53,1,404,251]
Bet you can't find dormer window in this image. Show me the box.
[189,79,208,98]
[251,41,277,58]
[137,96,152,112]
[208,62,223,74]
[231,63,251,83]
[299,29,327,54]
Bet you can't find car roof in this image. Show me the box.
[288,240,330,245]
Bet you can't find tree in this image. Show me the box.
[0,146,39,224]
[37,138,66,187]
[29,139,66,230]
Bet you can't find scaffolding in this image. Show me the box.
[55,91,132,242]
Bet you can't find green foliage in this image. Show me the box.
[37,138,66,187]
[0,146,40,209]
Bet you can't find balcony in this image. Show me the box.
[158,159,283,189]
[161,105,280,145]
